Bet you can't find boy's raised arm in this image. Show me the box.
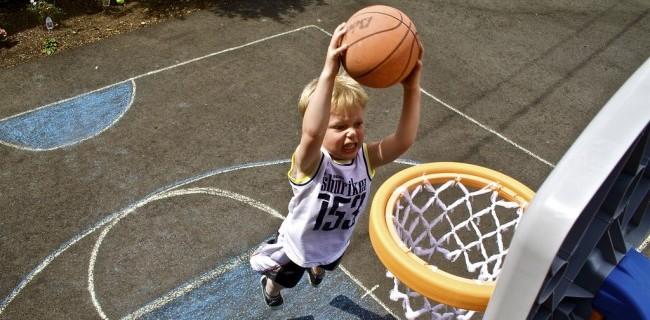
[368,60,423,168]
[293,23,348,177]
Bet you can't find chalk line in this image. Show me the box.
[419,88,554,168]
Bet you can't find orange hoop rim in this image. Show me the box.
[369,162,535,311]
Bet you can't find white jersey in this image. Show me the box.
[278,144,375,267]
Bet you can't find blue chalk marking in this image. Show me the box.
[140,253,395,320]
[0,80,134,151]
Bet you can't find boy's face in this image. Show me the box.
[323,106,365,161]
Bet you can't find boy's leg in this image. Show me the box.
[260,275,283,308]
[260,260,306,307]
[264,275,283,297]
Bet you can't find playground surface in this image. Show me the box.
[1,1,649,319]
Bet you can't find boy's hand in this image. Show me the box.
[402,43,423,89]
[322,23,348,78]
[401,59,423,90]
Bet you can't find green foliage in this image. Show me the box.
[42,37,59,55]
[27,0,64,23]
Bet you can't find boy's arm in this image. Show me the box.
[367,60,423,168]
[293,23,348,178]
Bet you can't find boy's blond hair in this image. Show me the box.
[298,74,368,115]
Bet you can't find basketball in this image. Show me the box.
[340,5,421,88]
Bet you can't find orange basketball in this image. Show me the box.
[341,5,421,88]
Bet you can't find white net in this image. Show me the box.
[387,177,526,319]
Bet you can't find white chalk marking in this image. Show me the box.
[130,25,321,81]
[121,249,254,320]
[89,218,118,319]
[639,234,650,252]
[419,88,555,168]
[339,266,401,320]
[361,284,379,299]
[88,187,284,319]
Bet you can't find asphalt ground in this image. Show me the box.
[1,1,649,319]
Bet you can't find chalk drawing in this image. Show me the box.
[0,159,415,318]
[0,80,135,151]
[419,88,554,168]
[1,20,562,318]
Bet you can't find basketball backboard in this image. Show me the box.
[484,58,650,319]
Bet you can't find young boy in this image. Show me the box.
[250,22,422,308]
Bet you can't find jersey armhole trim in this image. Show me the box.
[288,151,324,186]
[362,143,376,180]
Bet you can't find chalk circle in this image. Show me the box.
[88,187,284,320]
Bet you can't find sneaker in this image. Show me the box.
[260,276,283,308]
[307,268,325,287]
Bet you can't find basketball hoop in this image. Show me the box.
[369,162,534,318]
